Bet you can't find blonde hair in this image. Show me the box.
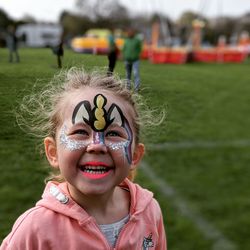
[17,67,162,182]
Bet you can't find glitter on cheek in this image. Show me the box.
[106,141,130,151]
[59,126,89,151]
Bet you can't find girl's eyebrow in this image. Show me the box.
[108,122,123,128]
[66,122,89,131]
[70,121,88,127]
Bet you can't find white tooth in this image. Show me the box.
[83,166,109,174]
[85,165,107,170]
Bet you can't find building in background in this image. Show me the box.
[16,23,62,47]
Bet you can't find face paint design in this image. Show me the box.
[106,140,130,150]
[60,126,130,152]
[60,94,133,163]
[60,125,89,151]
[94,94,106,131]
[93,132,105,145]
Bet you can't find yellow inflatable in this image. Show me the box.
[71,29,124,54]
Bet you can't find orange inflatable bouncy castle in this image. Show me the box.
[150,21,188,64]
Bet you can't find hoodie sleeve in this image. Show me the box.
[156,211,167,250]
[0,207,52,250]
[150,198,167,250]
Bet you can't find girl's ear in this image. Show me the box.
[44,137,59,168]
[131,143,145,170]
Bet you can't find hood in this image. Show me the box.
[120,179,154,218]
[36,179,154,224]
[36,181,92,224]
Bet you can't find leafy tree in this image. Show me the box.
[236,13,250,34]
[0,8,11,47]
[0,8,10,29]
[60,11,92,38]
[207,16,237,45]
[75,0,129,24]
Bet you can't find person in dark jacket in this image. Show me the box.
[6,25,20,63]
[107,29,118,76]
[52,42,64,68]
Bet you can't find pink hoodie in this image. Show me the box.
[1,179,167,250]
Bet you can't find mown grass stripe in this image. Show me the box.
[147,140,250,150]
[141,161,237,250]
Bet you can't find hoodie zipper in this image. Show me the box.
[91,219,113,250]
[114,216,135,249]
[91,216,135,249]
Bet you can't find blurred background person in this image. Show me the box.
[52,41,64,68]
[107,28,118,76]
[122,28,142,92]
[6,25,20,63]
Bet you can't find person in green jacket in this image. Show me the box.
[122,28,142,92]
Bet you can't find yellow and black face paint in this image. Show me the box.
[72,94,125,132]
[71,94,133,163]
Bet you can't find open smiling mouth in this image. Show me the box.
[79,162,113,180]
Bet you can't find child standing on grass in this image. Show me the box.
[0,68,166,250]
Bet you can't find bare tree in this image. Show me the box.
[75,0,129,21]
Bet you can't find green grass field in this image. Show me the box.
[0,48,250,249]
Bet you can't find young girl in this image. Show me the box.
[1,68,166,250]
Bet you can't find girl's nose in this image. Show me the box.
[86,142,108,154]
[86,132,107,154]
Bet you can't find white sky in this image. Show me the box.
[1,0,250,23]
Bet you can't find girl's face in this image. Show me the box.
[45,87,144,200]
